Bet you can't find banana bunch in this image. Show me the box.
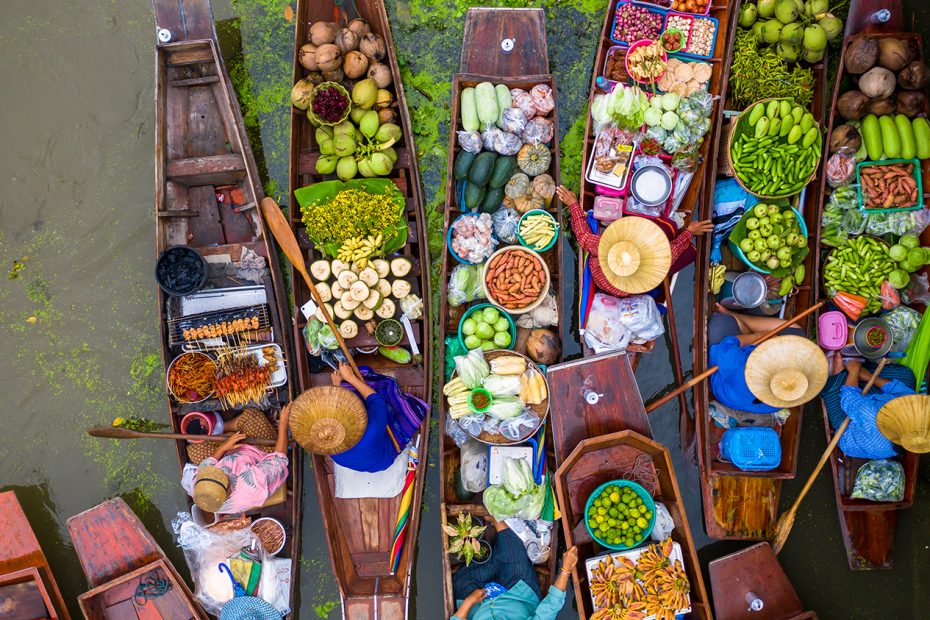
[589,556,642,611]
[709,263,726,295]
[443,377,471,419]
[490,355,526,376]
[590,601,648,620]
[520,368,548,405]
[636,538,673,576]
[642,559,690,619]
[336,233,383,268]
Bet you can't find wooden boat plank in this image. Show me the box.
[0,491,69,620]
[0,573,54,620]
[77,559,202,620]
[460,7,549,76]
[708,542,813,620]
[152,0,215,42]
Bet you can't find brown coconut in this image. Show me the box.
[859,67,897,98]
[844,37,878,74]
[896,91,927,118]
[367,63,392,89]
[335,28,360,53]
[346,18,371,38]
[877,38,912,71]
[315,44,342,73]
[864,96,896,116]
[298,43,319,71]
[309,21,338,46]
[836,90,869,120]
[829,124,861,153]
[343,50,369,79]
[359,32,387,62]
[526,329,561,365]
[898,61,930,90]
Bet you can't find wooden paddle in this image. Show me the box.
[771,355,892,554]
[88,426,277,446]
[661,277,694,448]
[645,301,825,413]
[259,197,361,379]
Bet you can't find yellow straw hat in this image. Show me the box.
[288,386,368,455]
[597,217,671,294]
[744,335,828,408]
[877,394,930,453]
[193,465,230,513]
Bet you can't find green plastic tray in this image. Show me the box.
[855,158,924,214]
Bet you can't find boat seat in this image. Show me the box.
[260,484,287,509]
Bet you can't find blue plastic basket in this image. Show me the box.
[719,427,781,472]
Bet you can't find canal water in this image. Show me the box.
[0,0,927,618]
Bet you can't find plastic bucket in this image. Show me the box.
[583,480,656,550]
[180,411,224,443]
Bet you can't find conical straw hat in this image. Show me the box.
[597,217,671,293]
[745,335,828,408]
[877,394,930,453]
[288,386,367,455]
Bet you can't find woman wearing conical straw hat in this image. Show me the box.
[819,350,918,460]
[877,394,930,454]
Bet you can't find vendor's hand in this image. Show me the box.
[465,589,488,606]
[555,185,578,206]
[686,219,714,236]
[561,546,579,573]
[221,431,247,449]
[845,359,862,370]
[279,403,292,423]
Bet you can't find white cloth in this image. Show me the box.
[333,447,409,499]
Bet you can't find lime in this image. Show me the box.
[587,518,597,529]
[595,515,605,524]
[608,508,618,517]
[644,510,653,520]
[620,522,629,530]
[625,537,635,547]
[607,519,617,527]
[629,507,640,518]
[587,507,596,516]
[636,517,648,529]
[598,522,609,532]
[593,499,602,507]
[597,507,607,516]
[609,492,620,503]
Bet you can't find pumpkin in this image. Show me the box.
[532,174,555,205]
[514,192,544,214]
[503,196,517,211]
[505,173,531,199]
[517,143,551,176]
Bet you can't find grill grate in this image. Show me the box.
[168,304,271,347]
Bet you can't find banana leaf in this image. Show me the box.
[293,178,408,258]
[903,308,930,391]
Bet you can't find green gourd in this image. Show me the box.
[453,150,477,180]
[460,87,479,132]
[468,152,497,187]
[895,114,917,160]
[861,114,883,160]
[474,82,499,127]
[879,115,901,158]
[489,156,517,188]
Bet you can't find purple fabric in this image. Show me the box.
[347,366,429,447]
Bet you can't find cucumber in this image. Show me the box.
[896,114,917,160]
[474,82,499,127]
[468,151,497,187]
[480,186,505,214]
[488,156,517,188]
[913,117,930,159]
[378,345,411,364]
[861,114,883,160]
[460,87,479,132]
[453,150,476,180]
[747,103,765,126]
[766,100,780,118]
[494,84,512,129]
[464,182,486,210]
[879,115,901,158]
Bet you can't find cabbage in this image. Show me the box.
[900,234,920,249]
[591,94,611,126]
[660,92,681,111]
[502,458,534,496]
[660,111,679,131]
[606,84,648,131]
[650,95,664,109]
[484,395,523,420]
[645,125,667,142]
[644,107,663,127]
[482,374,521,397]
[455,348,489,388]
[889,269,910,288]
[889,244,908,261]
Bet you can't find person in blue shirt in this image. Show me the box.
[451,517,577,620]
[708,304,805,413]
[329,362,399,473]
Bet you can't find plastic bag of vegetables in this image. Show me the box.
[850,459,904,502]
[485,396,524,420]
[455,348,489,389]
[457,130,482,154]
[500,107,527,134]
[482,374,522,397]
[448,263,486,307]
[491,208,520,244]
[684,89,715,118]
[482,458,546,520]
[882,306,921,352]
[644,125,667,143]
[499,410,540,442]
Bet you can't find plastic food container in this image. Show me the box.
[251,517,286,555]
[156,246,208,297]
[468,388,493,414]
[673,13,719,59]
[629,164,673,206]
[593,196,623,223]
[719,428,781,471]
[180,411,224,443]
[634,0,711,16]
[517,209,560,253]
[583,480,656,550]
[610,3,666,46]
[855,158,924,213]
[818,311,848,350]
[625,39,668,84]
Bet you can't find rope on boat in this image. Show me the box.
[134,573,173,605]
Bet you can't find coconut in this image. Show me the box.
[836,90,869,120]
[829,124,861,153]
[526,329,561,365]
[859,66,897,98]
[298,43,319,71]
[351,78,378,110]
[367,63,393,89]
[315,43,343,72]
[774,0,798,24]
[877,38,912,71]
[346,18,370,37]
[898,61,930,90]
[335,28,360,53]
[780,22,803,45]
[757,0,776,18]
[864,96,896,116]
[343,50,369,79]
[896,90,927,118]
[802,24,827,53]
[805,0,828,15]
[817,14,843,42]
[322,67,345,83]
[777,42,801,63]
[359,32,387,62]
[291,78,315,110]
[844,37,878,74]
[377,108,397,124]
[309,21,338,46]
[761,20,783,45]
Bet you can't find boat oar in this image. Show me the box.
[646,300,826,413]
[87,426,277,446]
[259,197,361,379]
[661,277,694,448]
[772,354,896,554]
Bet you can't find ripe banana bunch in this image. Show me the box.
[336,233,383,268]
[709,263,726,295]
[519,368,548,405]
[443,377,470,419]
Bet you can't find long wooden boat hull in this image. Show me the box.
[288,1,431,616]
[0,490,70,620]
[547,352,710,620]
[152,0,302,611]
[692,2,827,540]
[810,25,925,570]
[68,498,206,620]
[708,542,816,620]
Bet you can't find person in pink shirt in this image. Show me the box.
[184,407,290,515]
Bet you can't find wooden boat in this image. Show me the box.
[690,26,828,541]
[547,351,711,619]
[287,1,431,616]
[708,542,816,620]
[438,8,562,617]
[68,497,207,620]
[151,0,301,612]
[0,490,70,620]
[576,0,741,366]
[808,12,925,569]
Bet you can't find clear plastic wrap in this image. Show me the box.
[447,263,487,307]
[515,293,558,328]
[457,414,485,438]
[583,293,632,353]
[457,130,483,154]
[851,459,905,502]
[617,295,665,341]
[510,88,536,121]
[500,107,527,134]
[499,410,540,442]
[445,414,470,447]
[504,519,552,564]
[645,125,667,143]
[882,305,921,352]
[482,477,546,521]
[450,213,496,264]
[492,207,520,244]
[901,272,930,306]
[826,148,858,188]
[522,117,554,144]
[460,439,490,493]
[866,208,930,237]
[650,503,675,541]
[529,84,555,116]
[494,131,523,156]
[684,89,715,118]
[481,417,501,436]
[482,127,503,152]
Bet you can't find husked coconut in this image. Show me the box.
[309,21,338,46]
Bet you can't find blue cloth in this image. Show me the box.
[452,529,565,620]
[331,394,399,473]
[821,363,916,429]
[708,336,779,414]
